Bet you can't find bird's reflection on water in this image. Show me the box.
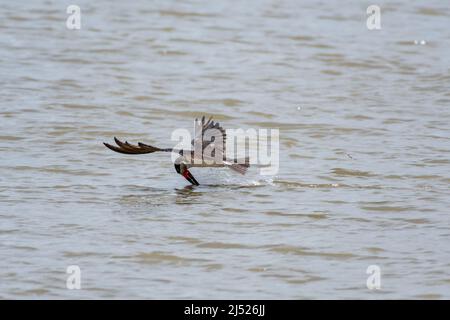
[174,185,204,205]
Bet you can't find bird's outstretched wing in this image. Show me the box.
[191,116,227,158]
[104,137,162,155]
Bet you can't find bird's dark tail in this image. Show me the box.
[225,157,250,175]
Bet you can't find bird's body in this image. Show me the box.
[104,116,249,185]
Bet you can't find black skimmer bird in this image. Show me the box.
[104,116,250,186]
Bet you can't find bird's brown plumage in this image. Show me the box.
[103,137,163,155]
[103,116,250,183]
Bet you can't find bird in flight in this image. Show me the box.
[103,116,250,186]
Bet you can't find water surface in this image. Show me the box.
[1,0,449,299]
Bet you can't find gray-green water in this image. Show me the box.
[1,0,449,299]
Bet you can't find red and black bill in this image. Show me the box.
[182,169,199,186]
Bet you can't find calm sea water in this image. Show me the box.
[1,0,449,299]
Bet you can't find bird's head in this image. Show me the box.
[174,161,199,186]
